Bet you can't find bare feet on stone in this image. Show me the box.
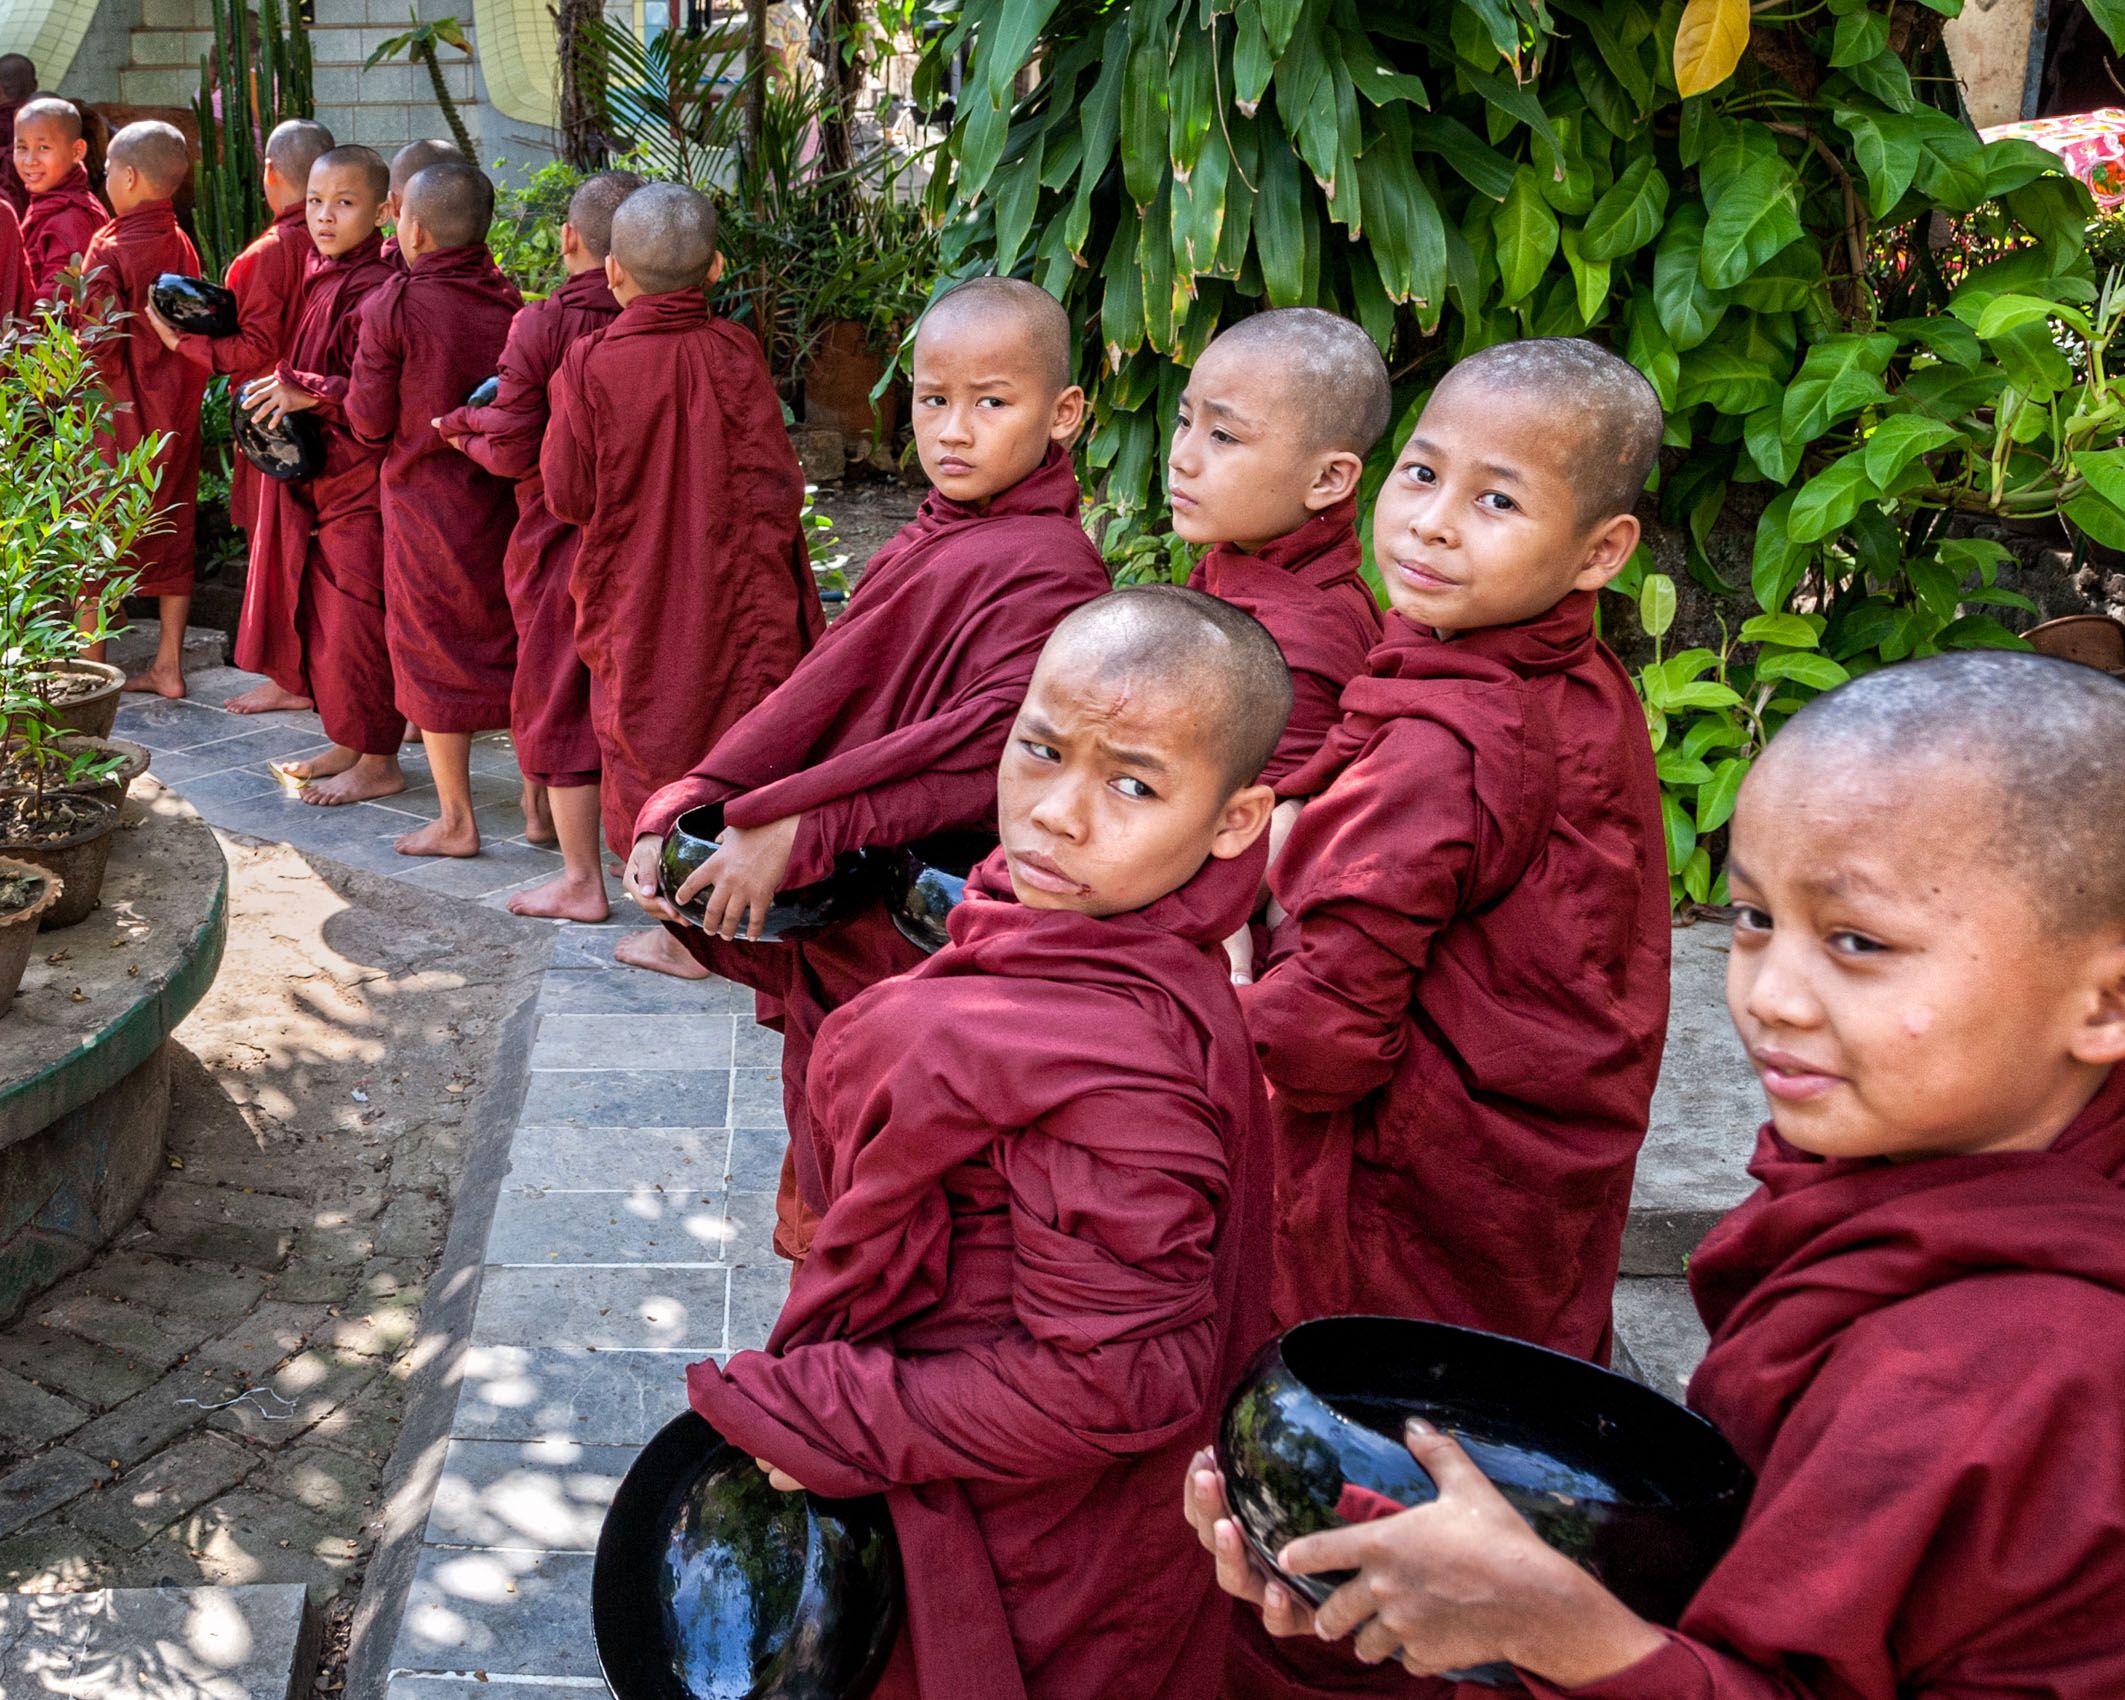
[122,661,187,699]
[396,814,481,858]
[507,869,610,922]
[225,681,313,714]
[522,781,555,845]
[299,756,406,807]
[277,746,359,783]
[614,925,709,978]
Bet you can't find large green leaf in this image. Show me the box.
[1750,490,1808,613]
[1493,166,1560,306]
[1837,48,1914,113]
[1676,344,1780,415]
[1699,154,1803,289]
[1560,227,1612,325]
[1255,132,1306,307]
[1834,107,1921,218]
[2072,447,2125,511]
[1408,113,1515,200]
[1909,107,1989,211]
[1118,20,1170,206]
[1652,206,1726,350]
[1780,332,1896,444]
[1788,451,1877,543]
[1828,7,1888,66]
[1581,154,1670,260]
[1864,414,1962,486]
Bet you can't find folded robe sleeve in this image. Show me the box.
[539,360,596,527]
[435,328,549,480]
[279,358,352,420]
[341,291,402,445]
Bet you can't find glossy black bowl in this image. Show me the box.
[464,373,500,408]
[875,830,996,955]
[150,272,239,337]
[1219,1317,1752,1689]
[658,802,877,942]
[593,1410,903,1700]
[231,389,326,482]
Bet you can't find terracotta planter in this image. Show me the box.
[0,735,151,812]
[802,319,897,442]
[0,856,62,1017]
[0,794,120,929]
[2025,614,2125,674]
[35,659,127,739]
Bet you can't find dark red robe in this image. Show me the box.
[175,201,315,533]
[0,198,31,322]
[686,843,1275,1700]
[542,287,821,854]
[256,231,401,754]
[1187,498,1382,789]
[23,166,105,299]
[1245,592,1669,1356]
[633,445,1108,1260]
[433,266,619,787]
[1537,1069,2125,1700]
[76,202,209,597]
[345,243,521,734]
[0,104,26,218]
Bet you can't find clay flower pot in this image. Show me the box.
[35,659,126,740]
[802,319,896,443]
[1,735,150,813]
[0,856,62,1017]
[0,793,121,929]
[2024,613,2125,674]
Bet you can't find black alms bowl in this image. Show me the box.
[658,802,877,942]
[593,1410,903,1700]
[230,390,326,482]
[150,272,239,337]
[1219,1317,1752,1689]
[464,373,500,408]
[876,829,996,955]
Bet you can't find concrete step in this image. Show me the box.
[0,1583,316,1699]
[119,66,200,104]
[125,25,215,68]
[140,0,213,28]
[1611,1275,1709,1404]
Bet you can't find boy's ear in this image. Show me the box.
[2068,936,2125,1068]
[1207,781,1276,863]
[604,252,626,292]
[559,221,583,260]
[1305,449,1364,512]
[1568,512,1642,594]
[707,250,725,287]
[1048,383,1087,448]
[69,137,86,165]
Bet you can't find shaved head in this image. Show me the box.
[1764,651,2125,935]
[0,56,36,104]
[1438,337,1662,523]
[108,120,191,194]
[312,144,388,201]
[1043,586,1293,789]
[389,137,464,194]
[1207,308,1393,456]
[403,160,494,249]
[919,276,1073,396]
[566,169,646,262]
[265,118,334,183]
[15,96,81,142]
[610,182,717,295]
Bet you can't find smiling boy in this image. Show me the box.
[626,275,1108,1261]
[1193,651,2125,1700]
[1246,337,1670,1365]
[13,96,103,299]
[687,586,1287,1700]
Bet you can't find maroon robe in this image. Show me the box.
[542,287,821,854]
[1187,498,1382,788]
[433,266,619,787]
[256,231,400,753]
[345,243,521,734]
[175,201,315,532]
[77,202,209,597]
[0,104,26,218]
[1538,1070,2125,1700]
[23,166,105,299]
[1245,592,1669,1355]
[686,843,1275,1700]
[0,198,31,321]
[633,445,1108,1259]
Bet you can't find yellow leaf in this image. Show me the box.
[1673,0,1751,97]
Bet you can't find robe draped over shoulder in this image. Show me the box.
[0,199,31,321]
[23,167,105,298]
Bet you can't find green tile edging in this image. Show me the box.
[0,810,228,1151]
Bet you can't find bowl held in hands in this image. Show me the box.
[657,802,877,942]
[593,1410,903,1700]
[1218,1316,1753,1689]
[231,388,326,482]
[150,272,240,337]
[876,830,996,955]
[464,373,500,408]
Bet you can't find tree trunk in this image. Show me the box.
[553,0,608,170]
[745,0,766,171]
[815,0,859,177]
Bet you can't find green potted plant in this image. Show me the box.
[797,180,938,446]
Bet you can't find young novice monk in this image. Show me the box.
[343,160,521,842]
[1191,650,2125,1699]
[1171,307,1389,979]
[544,181,818,926]
[151,117,335,713]
[383,138,462,268]
[688,585,1291,1700]
[241,146,403,807]
[1246,336,1670,1362]
[15,96,105,300]
[434,168,644,917]
[75,122,210,698]
[625,276,1108,1260]
[0,55,36,217]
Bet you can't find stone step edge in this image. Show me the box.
[0,1583,318,1700]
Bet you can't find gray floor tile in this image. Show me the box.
[396,840,568,900]
[729,1067,787,1129]
[536,966,758,1014]
[470,1266,728,1352]
[393,1546,599,1679]
[425,1437,634,1553]
[546,925,638,971]
[451,1345,696,1446]
[531,1014,735,1072]
[725,1127,788,1193]
[726,1258,792,1352]
[163,763,301,808]
[720,1190,782,1266]
[731,1017,783,1066]
[484,1188,735,1267]
[505,1126,731,1192]
[111,694,247,752]
[138,725,336,781]
[389,1678,608,1700]
[518,1069,731,1129]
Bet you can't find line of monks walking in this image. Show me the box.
[9,70,2125,1700]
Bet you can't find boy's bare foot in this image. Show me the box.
[225,681,313,714]
[122,662,186,699]
[522,781,555,844]
[614,926,710,978]
[507,870,610,922]
[277,746,358,783]
[299,758,406,807]
[396,816,480,858]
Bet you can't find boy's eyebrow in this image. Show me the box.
[1098,737,1171,775]
[1406,434,1529,487]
